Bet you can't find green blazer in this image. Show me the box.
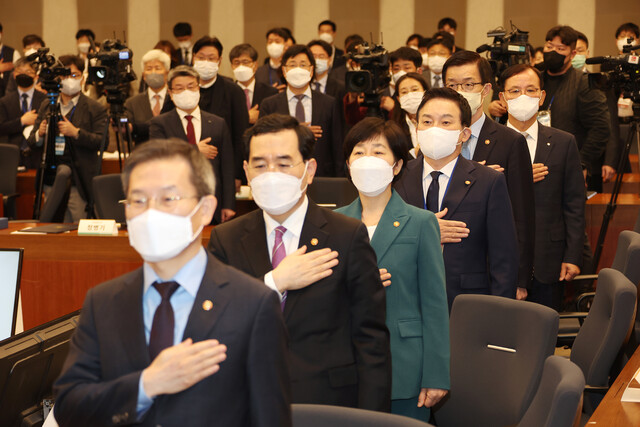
[337,190,450,399]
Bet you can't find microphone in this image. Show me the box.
[476,44,491,54]
[585,56,610,65]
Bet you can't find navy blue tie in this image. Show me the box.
[149,281,180,361]
[426,171,442,213]
[21,93,28,114]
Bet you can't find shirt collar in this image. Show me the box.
[59,94,80,108]
[238,79,256,92]
[317,74,328,87]
[143,246,208,298]
[469,112,486,138]
[176,106,201,121]
[200,76,217,89]
[263,195,309,240]
[148,86,168,103]
[18,86,35,98]
[423,155,459,181]
[287,86,312,101]
[506,119,539,141]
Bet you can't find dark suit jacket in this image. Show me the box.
[0,89,47,168]
[533,125,585,284]
[208,201,392,411]
[255,63,285,88]
[28,93,108,203]
[54,252,291,427]
[199,76,249,181]
[395,155,519,308]
[252,81,279,108]
[474,117,535,290]
[124,89,174,144]
[259,90,345,177]
[149,109,235,223]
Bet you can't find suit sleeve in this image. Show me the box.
[229,83,250,180]
[576,74,610,173]
[486,173,518,298]
[259,97,275,118]
[54,288,140,426]
[74,100,108,151]
[562,135,586,267]
[218,121,236,211]
[125,98,150,144]
[418,213,450,390]
[207,227,229,264]
[506,134,535,289]
[0,99,22,136]
[345,223,392,411]
[330,97,345,177]
[149,116,168,140]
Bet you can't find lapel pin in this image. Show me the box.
[202,300,213,311]
[465,180,471,185]
[547,142,550,146]
[484,139,490,145]
[393,221,400,227]
[310,238,319,246]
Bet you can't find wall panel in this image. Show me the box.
[415,0,467,50]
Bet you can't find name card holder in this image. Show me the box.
[78,219,118,236]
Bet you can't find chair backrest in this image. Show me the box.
[292,404,433,427]
[0,144,20,194]
[433,295,559,427]
[92,174,126,223]
[307,177,358,209]
[570,268,637,386]
[517,356,585,427]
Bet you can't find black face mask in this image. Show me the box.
[15,74,35,88]
[543,51,567,73]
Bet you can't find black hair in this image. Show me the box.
[391,73,429,124]
[442,50,494,85]
[545,26,578,50]
[418,37,431,49]
[281,44,316,70]
[244,114,316,161]
[417,87,472,128]
[616,22,640,39]
[282,27,296,44]
[173,22,192,38]
[390,47,423,68]
[426,36,454,53]
[343,117,408,181]
[395,72,429,93]
[534,46,544,55]
[229,43,258,62]
[75,29,95,41]
[59,55,85,72]
[193,36,223,57]
[307,39,332,57]
[0,23,2,32]
[266,27,292,42]
[406,34,424,45]
[318,20,337,32]
[344,34,365,51]
[576,31,589,48]
[438,17,457,31]
[22,34,45,48]
[498,63,544,90]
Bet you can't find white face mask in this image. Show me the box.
[193,60,218,81]
[250,162,308,216]
[233,65,254,82]
[349,156,395,197]
[315,58,329,74]
[421,53,429,67]
[285,67,312,88]
[177,40,191,50]
[267,43,285,59]
[127,198,204,263]
[427,55,447,74]
[318,33,334,45]
[417,127,462,160]
[459,90,483,115]
[172,89,200,111]
[392,70,407,85]
[507,95,541,122]
[399,91,425,115]
[617,38,634,52]
[24,48,38,57]
[77,42,90,54]
[61,77,82,96]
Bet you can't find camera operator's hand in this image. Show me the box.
[380,96,395,112]
[58,116,79,138]
[197,137,218,159]
[488,100,507,118]
[302,122,323,140]
[38,119,48,137]
[21,110,38,126]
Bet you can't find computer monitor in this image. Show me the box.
[0,248,23,341]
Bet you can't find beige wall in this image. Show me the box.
[330,0,380,50]
[415,0,467,50]
[594,0,640,57]
[244,0,294,65]
[0,0,43,54]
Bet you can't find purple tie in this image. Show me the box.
[272,226,287,310]
[149,281,180,361]
[244,88,251,110]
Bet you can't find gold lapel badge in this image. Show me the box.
[310,238,319,246]
[484,139,490,145]
[465,180,471,185]
[547,142,551,146]
[393,221,400,227]
[202,300,213,311]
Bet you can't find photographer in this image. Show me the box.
[28,55,107,222]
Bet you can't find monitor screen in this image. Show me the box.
[0,248,23,341]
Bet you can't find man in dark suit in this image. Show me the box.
[259,44,344,176]
[307,40,346,107]
[192,36,249,191]
[499,64,585,310]
[255,28,293,91]
[125,49,175,145]
[173,22,193,66]
[208,114,391,411]
[28,55,107,222]
[150,65,235,224]
[54,140,291,426]
[395,88,518,308]
[317,20,345,69]
[442,51,535,299]
[0,58,46,168]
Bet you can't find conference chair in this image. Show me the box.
[432,295,559,427]
[307,177,358,209]
[92,174,126,223]
[292,404,433,426]
[517,356,585,427]
[0,144,20,219]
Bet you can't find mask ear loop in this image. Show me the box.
[299,161,310,193]
[187,197,206,240]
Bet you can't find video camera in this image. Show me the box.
[25,48,71,95]
[587,39,640,106]
[476,23,530,80]
[345,41,390,117]
[88,39,136,107]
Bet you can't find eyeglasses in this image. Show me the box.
[505,88,541,97]
[445,82,484,92]
[170,83,199,93]
[119,194,199,212]
[247,161,304,174]
[232,59,254,67]
[283,63,311,70]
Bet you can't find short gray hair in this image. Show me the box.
[122,138,215,197]
[168,65,200,89]
[141,49,171,72]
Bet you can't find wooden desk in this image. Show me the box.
[587,345,640,425]
[0,222,212,330]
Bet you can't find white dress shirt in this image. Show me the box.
[176,106,202,142]
[466,113,487,158]
[263,196,309,298]
[17,86,35,111]
[237,79,256,105]
[431,72,443,88]
[147,86,168,109]
[314,74,328,93]
[287,87,312,122]
[507,120,538,164]
[423,156,459,211]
